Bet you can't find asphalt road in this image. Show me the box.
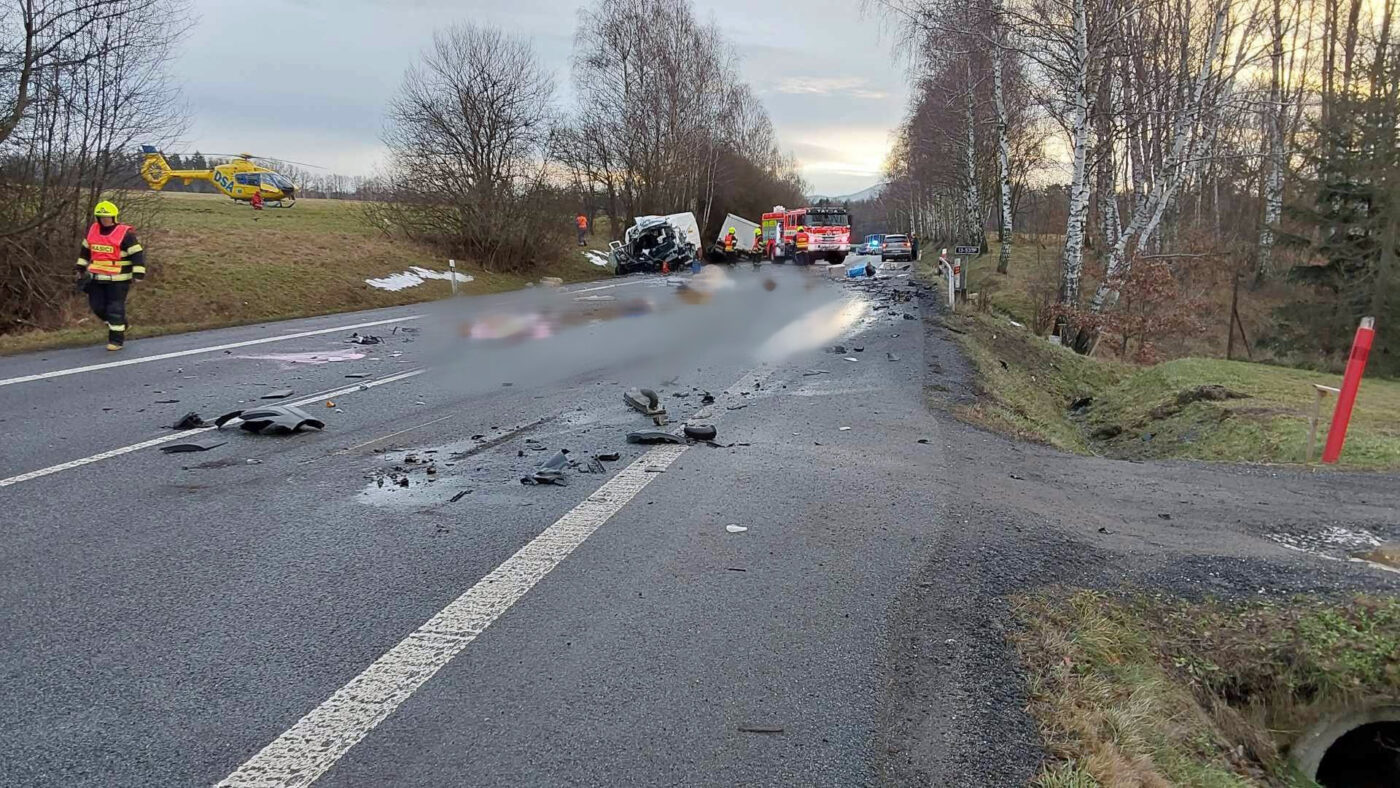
[1,260,961,787]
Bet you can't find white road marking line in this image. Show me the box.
[568,278,653,295]
[0,369,425,488]
[217,444,688,788]
[0,316,422,388]
[216,366,769,788]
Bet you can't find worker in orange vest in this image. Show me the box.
[575,213,589,246]
[752,226,763,253]
[723,227,737,254]
[794,225,810,264]
[77,201,146,351]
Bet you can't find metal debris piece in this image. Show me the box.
[853,346,864,352]
[596,453,620,462]
[802,369,829,377]
[160,440,225,454]
[624,388,666,417]
[844,357,859,363]
[522,449,571,486]
[173,412,206,430]
[683,423,717,441]
[215,406,326,435]
[701,392,715,405]
[348,333,383,345]
[449,490,472,503]
[887,352,901,362]
[737,725,783,734]
[345,373,371,379]
[828,344,847,354]
[155,399,180,404]
[725,525,748,533]
[261,389,294,400]
[627,430,684,445]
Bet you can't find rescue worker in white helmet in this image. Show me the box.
[77,201,146,351]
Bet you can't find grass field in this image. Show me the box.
[949,311,1400,469]
[0,192,611,354]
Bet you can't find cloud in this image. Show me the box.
[771,77,889,100]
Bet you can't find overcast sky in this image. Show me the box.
[174,0,908,197]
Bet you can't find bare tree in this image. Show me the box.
[0,0,185,332]
[369,24,566,273]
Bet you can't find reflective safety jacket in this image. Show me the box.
[723,232,736,252]
[795,229,809,251]
[79,223,146,281]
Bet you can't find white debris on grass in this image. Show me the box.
[583,250,612,267]
[366,266,474,292]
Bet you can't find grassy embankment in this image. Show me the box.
[1017,591,1400,787]
[941,240,1400,470]
[0,192,611,354]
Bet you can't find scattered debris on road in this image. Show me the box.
[627,430,685,445]
[522,449,571,486]
[215,406,326,435]
[624,388,667,419]
[161,440,225,454]
[347,333,383,345]
[173,412,207,430]
[449,490,472,503]
[725,525,748,533]
[596,452,621,462]
[737,725,783,734]
[261,389,294,400]
[803,369,830,377]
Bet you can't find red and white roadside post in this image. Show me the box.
[1321,316,1376,464]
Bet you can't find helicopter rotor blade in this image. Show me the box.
[189,152,330,170]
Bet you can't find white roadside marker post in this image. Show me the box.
[448,259,458,295]
[938,249,955,309]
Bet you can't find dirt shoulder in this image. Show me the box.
[876,287,1400,786]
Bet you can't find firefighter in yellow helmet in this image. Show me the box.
[77,201,146,351]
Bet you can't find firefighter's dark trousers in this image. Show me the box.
[87,280,130,345]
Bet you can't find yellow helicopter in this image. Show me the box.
[139,145,299,206]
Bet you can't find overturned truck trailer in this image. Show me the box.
[708,213,762,262]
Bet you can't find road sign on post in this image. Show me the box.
[1321,316,1376,464]
[955,245,980,256]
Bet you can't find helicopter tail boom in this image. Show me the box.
[139,145,211,190]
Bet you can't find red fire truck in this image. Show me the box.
[761,205,852,264]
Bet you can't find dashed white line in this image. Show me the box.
[0,315,422,388]
[215,366,769,788]
[0,369,425,488]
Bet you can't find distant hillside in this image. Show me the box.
[808,183,885,204]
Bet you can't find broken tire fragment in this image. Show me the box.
[683,423,717,441]
[173,412,207,430]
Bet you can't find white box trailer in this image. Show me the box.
[714,213,761,246]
